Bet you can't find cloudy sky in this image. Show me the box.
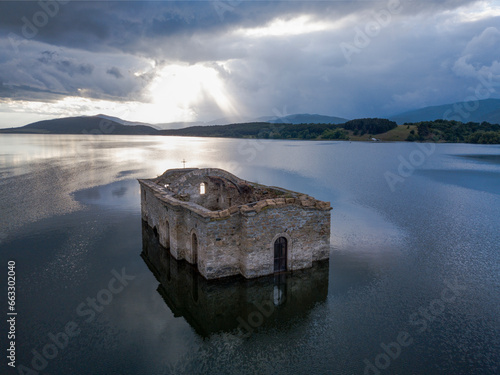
[0,0,499,127]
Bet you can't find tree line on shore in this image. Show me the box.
[405,120,500,144]
[160,118,500,144]
[3,115,499,143]
[160,118,398,140]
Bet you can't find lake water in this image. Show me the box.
[0,134,499,375]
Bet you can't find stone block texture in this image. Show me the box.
[138,168,331,279]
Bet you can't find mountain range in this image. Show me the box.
[0,99,499,135]
[0,115,158,135]
[148,113,349,130]
[389,98,500,125]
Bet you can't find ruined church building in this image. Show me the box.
[139,168,331,279]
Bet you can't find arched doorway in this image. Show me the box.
[274,237,287,273]
[164,220,170,250]
[191,232,198,268]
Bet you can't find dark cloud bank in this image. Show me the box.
[0,0,499,123]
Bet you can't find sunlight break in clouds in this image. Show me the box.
[451,0,500,23]
[1,0,500,127]
[139,63,238,123]
[237,15,336,38]
[0,63,238,126]
[2,97,133,119]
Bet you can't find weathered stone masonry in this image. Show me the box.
[138,168,331,279]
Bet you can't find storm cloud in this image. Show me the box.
[0,0,499,126]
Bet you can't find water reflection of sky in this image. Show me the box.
[2,135,499,251]
[72,179,140,213]
[0,135,499,374]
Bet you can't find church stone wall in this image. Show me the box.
[139,170,331,280]
[239,204,330,278]
[203,214,242,279]
[141,222,329,337]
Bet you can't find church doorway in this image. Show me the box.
[274,237,287,273]
[191,233,198,269]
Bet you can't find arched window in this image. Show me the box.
[274,237,287,273]
[165,220,170,250]
[200,182,206,195]
[191,233,199,302]
[192,233,198,268]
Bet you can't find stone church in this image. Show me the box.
[138,168,331,279]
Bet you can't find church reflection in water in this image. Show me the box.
[141,223,329,337]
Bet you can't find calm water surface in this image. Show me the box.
[0,134,499,375]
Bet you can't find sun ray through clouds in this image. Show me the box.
[139,63,239,123]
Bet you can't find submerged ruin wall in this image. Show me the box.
[139,168,331,280]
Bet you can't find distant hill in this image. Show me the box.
[168,113,350,126]
[267,113,349,124]
[0,116,159,135]
[95,114,153,127]
[158,122,276,138]
[390,99,500,125]
[153,121,205,130]
[206,116,253,125]
[95,114,202,130]
[2,110,498,143]
[158,118,395,139]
